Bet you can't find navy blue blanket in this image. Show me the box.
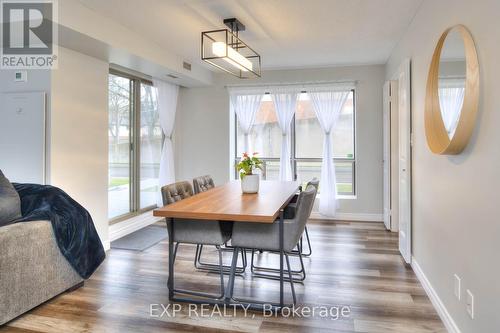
[13,183,105,279]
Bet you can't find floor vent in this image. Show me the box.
[183,61,192,71]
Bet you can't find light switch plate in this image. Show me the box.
[454,274,461,300]
[466,289,474,319]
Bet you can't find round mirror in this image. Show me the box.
[425,25,479,155]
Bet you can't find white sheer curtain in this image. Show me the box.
[153,78,179,206]
[229,87,264,153]
[309,87,351,217]
[271,87,299,181]
[439,78,465,137]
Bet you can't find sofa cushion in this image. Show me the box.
[0,170,22,226]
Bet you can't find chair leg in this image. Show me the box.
[251,248,306,282]
[224,247,240,302]
[194,244,202,266]
[229,250,296,308]
[241,248,247,268]
[251,249,255,273]
[194,244,247,274]
[173,242,179,263]
[217,246,225,297]
[297,250,307,281]
[302,226,312,257]
[170,242,225,300]
[285,254,297,304]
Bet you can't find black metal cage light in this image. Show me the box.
[201,18,261,78]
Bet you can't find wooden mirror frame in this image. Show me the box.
[425,25,479,155]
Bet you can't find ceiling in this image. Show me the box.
[78,0,423,71]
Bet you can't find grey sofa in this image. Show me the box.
[0,220,83,325]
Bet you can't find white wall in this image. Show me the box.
[175,65,385,217]
[386,0,500,331]
[50,47,109,247]
[175,84,230,185]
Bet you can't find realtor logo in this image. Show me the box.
[1,0,58,69]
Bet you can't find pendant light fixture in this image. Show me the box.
[201,18,261,78]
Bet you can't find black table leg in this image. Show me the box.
[167,217,174,300]
[225,246,239,303]
[279,209,284,308]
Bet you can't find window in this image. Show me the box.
[235,90,355,195]
[108,71,161,221]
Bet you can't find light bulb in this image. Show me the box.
[212,41,253,72]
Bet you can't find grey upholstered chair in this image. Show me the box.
[162,181,230,299]
[192,175,246,274]
[250,177,319,283]
[193,175,215,194]
[228,185,318,305]
[284,177,319,218]
[283,177,319,256]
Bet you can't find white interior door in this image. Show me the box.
[382,82,391,230]
[397,59,412,264]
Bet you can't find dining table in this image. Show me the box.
[153,180,300,310]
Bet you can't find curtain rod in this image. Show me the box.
[224,80,357,89]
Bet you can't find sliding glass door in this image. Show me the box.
[108,71,160,221]
[108,74,132,219]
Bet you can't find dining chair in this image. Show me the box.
[161,181,230,300]
[250,177,319,282]
[228,184,318,305]
[192,174,215,193]
[283,177,319,256]
[192,175,247,274]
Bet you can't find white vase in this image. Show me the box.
[241,174,260,194]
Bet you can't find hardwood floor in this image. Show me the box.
[1,220,446,333]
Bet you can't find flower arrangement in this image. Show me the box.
[236,152,263,179]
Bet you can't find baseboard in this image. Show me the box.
[109,213,158,242]
[411,257,461,333]
[309,212,383,222]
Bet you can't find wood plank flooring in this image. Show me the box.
[0,220,446,333]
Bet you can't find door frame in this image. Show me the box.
[391,58,412,264]
[382,81,392,230]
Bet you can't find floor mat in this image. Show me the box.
[111,225,168,251]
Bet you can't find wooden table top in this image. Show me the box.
[153,180,300,223]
